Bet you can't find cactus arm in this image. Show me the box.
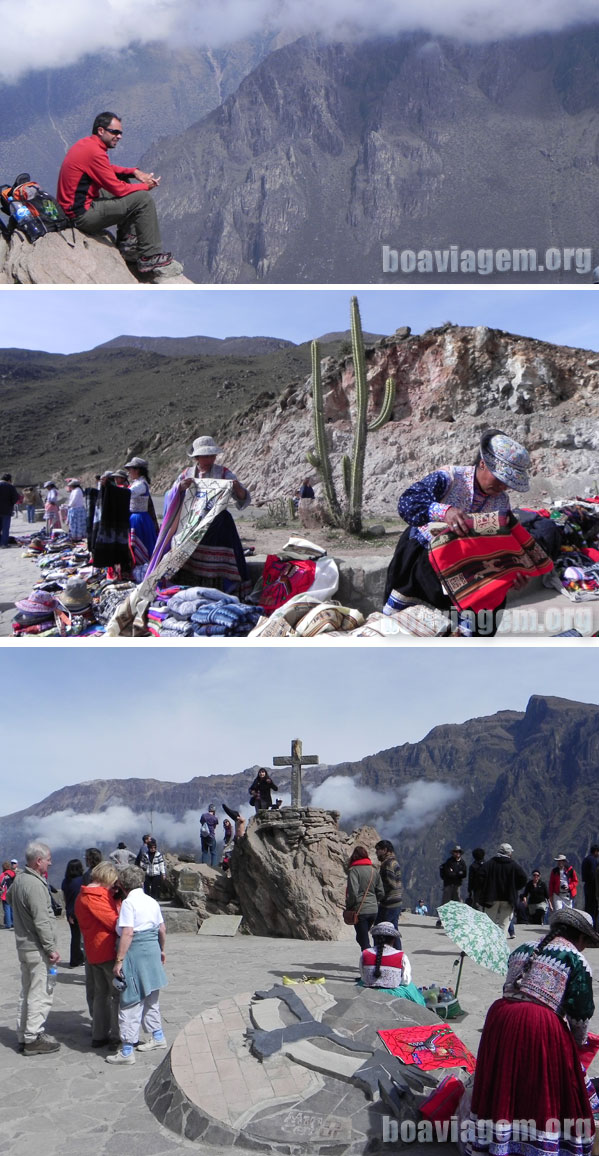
[347,296,368,534]
[368,377,396,432]
[310,340,342,523]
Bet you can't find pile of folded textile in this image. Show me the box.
[146,586,263,637]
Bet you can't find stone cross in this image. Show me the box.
[272,738,319,807]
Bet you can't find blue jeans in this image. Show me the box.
[27,505,36,523]
[0,514,10,547]
[2,901,13,928]
[201,836,216,867]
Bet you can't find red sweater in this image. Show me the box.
[74,884,120,964]
[57,135,151,218]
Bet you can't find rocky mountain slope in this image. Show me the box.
[2,695,598,909]
[0,38,284,193]
[0,230,193,286]
[3,322,599,501]
[141,28,599,283]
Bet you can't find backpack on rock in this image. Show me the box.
[0,172,72,242]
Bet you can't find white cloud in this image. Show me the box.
[308,775,462,839]
[23,805,206,852]
[1,0,597,83]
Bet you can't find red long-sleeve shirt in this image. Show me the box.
[57,134,151,218]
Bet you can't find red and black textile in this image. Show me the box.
[427,518,553,614]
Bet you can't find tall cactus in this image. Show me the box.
[307,295,395,534]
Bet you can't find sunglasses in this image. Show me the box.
[104,127,123,136]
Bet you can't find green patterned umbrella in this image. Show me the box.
[438,901,510,995]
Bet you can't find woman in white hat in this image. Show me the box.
[383,428,550,635]
[460,907,599,1156]
[123,457,158,573]
[65,479,87,541]
[43,481,61,533]
[162,436,251,596]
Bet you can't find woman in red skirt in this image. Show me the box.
[463,907,599,1156]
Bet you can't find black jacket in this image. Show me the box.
[440,855,467,887]
[522,878,549,905]
[249,773,278,809]
[479,854,527,909]
[0,480,19,517]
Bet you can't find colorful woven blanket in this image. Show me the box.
[427,517,553,613]
[378,1024,476,1073]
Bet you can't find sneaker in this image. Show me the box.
[136,1036,168,1052]
[118,232,140,261]
[106,1049,135,1064]
[137,252,172,273]
[23,1034,60,1056]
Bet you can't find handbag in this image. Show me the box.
[343,866,375,925]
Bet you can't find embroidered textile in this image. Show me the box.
[504,936,594,1041]
[378,1023,476,1073]
[427,517,553,613]
[399,467,511,546]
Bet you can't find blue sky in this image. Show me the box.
[0,289,598,355]
[1,647,597,815]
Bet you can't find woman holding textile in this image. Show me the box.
[65,480,87,541]
[161,435,251,597]
[124,456,158,571]
[106,865,167,1065]
[461,907,599,1156]
[383,429,550,634]
[43,481,61,533]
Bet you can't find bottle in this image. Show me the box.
[46,965,58,994]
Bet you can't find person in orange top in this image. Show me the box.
[75,860,121,1049]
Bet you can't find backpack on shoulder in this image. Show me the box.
[0,172,72,243]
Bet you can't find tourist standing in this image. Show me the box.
[65,480,87,540]
[478,843,527,934]
[140,838,166,900]
[521,870,549,925]
[549,854,578,911]
[200,805,219,866]
[581,844,599,922]
[467,847,486,910]
[374,840,403,932]
[8,841,61,1055]
[75,861,121,1048]
[0,474,20,547]
[43,481,61,533]
[109,843,136,869]
[0,860,16,928]
[107,866,168,1064]
[249,769,278,813]
[436,845,467,925]
[61,858,85,968]
[345,845,385,951]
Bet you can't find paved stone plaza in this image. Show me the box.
[2,915,598,1156]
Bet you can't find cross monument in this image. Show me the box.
[272,738,319,807]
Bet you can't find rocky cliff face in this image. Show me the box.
[231,809,380,939]
[143,28,599,283]
[224,323,599,509]
[0,231,192,285]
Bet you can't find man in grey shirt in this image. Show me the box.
[8,841,61,1055]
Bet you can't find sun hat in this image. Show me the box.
[480,429,530,492]
[66,478,81,487]
[10,859,17,865]
[110,469,129,481]
[43,480,56,489]
[549,907,599,947]
[124,457,148,469]
[554,854,568,861]
[188,435,223,458]
[15,589,57,615]
[498,843,513,856]
[29,537,45,553]
[56,578,91,613]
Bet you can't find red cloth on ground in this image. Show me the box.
[470,998,593,1131]
[378,1024,476,1073]
[428,521,553,613]
[259,556,317,613]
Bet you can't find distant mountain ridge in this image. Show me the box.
[140,27,599,283]
[3,695,599,907]
[96,335,296,357]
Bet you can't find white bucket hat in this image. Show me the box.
[188,436,223,458]
[124,456,148,469]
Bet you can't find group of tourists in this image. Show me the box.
[5,840,168,1062]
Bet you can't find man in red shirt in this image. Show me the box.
[57,111,177,274]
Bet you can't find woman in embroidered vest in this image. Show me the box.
[383,429,540,635]
[123,457,158,573]
[43,481,61,533]
[360,921,425,1005]
[345,845,385,952]
[460,907,599,1156]
[161,435,251,598]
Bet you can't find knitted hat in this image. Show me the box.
[480,429,530,492]
[549,907,599,947]
[188,435,223,458]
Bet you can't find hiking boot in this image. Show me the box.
[118,232,140,261]
[23,1034,60,1056]
[136,252,173,273]
[137,1035,168,1052]
[106,1049,135,1064]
